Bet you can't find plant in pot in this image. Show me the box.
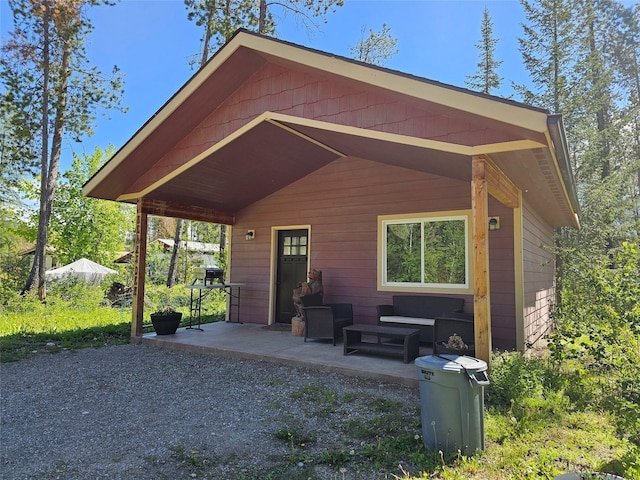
[150,306,182,335]
[437,333,475,356]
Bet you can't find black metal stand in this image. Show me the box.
[187,281,244,329]
[188,279,208,331]
[224,284,243,324]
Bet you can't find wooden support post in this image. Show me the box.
[472,155,492,367]
[131,200,148,337]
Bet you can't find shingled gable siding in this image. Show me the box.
[229,156,517,351]
[129,62,521,192]
[522,198,556,349]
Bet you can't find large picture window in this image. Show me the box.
[381,213,470,291]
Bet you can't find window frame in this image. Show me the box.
[378,210,473,294]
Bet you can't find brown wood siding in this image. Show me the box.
[522,198,556,349]
[129,62,520,192]
[229,157,521,342]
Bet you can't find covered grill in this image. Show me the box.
[204,267,224,284]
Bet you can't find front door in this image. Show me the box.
[275,229,308,324]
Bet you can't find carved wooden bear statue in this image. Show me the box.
[292,269,323,319]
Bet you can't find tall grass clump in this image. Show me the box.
[1,276,130,362]
[2,277,124,334]
[486,352,548,409]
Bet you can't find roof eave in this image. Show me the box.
[547,114,580,228]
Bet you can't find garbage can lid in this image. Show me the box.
[415,354,487,374]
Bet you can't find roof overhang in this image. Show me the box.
[84,29,579,228]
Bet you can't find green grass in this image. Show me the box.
[0,321,131,362]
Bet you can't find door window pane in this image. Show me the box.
[283,236,291,255]
[282,233,308,256]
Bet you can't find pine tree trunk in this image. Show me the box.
[259,0,267,34]
[199,6,214,67]
[23,7,74,300]
[24,4,51,299]
[167,219,183,287]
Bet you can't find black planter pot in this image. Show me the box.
[150,312,182,335]
[436,342,475,357]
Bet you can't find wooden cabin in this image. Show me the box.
[84,30,579,363]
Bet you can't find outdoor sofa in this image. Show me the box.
[376,295,465,344]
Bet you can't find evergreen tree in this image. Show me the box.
[516,0,576,114]
[256,0,343,35]
[349,23,399,66]
[566,0,639,251]
[0,106,38,203]
[518,0,639,312]
[184,0,268,69]
[465,7,503,94]
[1,0,125,299]
[609,2,640,235]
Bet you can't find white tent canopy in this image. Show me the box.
[45,258,117,284]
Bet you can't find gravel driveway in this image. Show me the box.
[1,343,421,479]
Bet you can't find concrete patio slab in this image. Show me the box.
[139,321,434,387]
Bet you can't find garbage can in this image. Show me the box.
[415,355,489,455]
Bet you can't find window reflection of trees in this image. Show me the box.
[385,216,467,287]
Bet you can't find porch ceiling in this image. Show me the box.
[141,120,342,214]
[277,118,577,227]
[124,114,474,215]
[117,113,574,227]
[277,119,472,182]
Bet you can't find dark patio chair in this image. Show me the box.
[433,313,475,356]
[303,303,353,346]
[300,293,323,308]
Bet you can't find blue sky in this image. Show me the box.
[2,0,538,173]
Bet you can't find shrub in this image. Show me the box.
[0,252,30,305]
[47,276,114,310]
[551,242,640,446]
[486,351,548,409]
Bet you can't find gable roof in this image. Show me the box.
[84,29,579,228]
